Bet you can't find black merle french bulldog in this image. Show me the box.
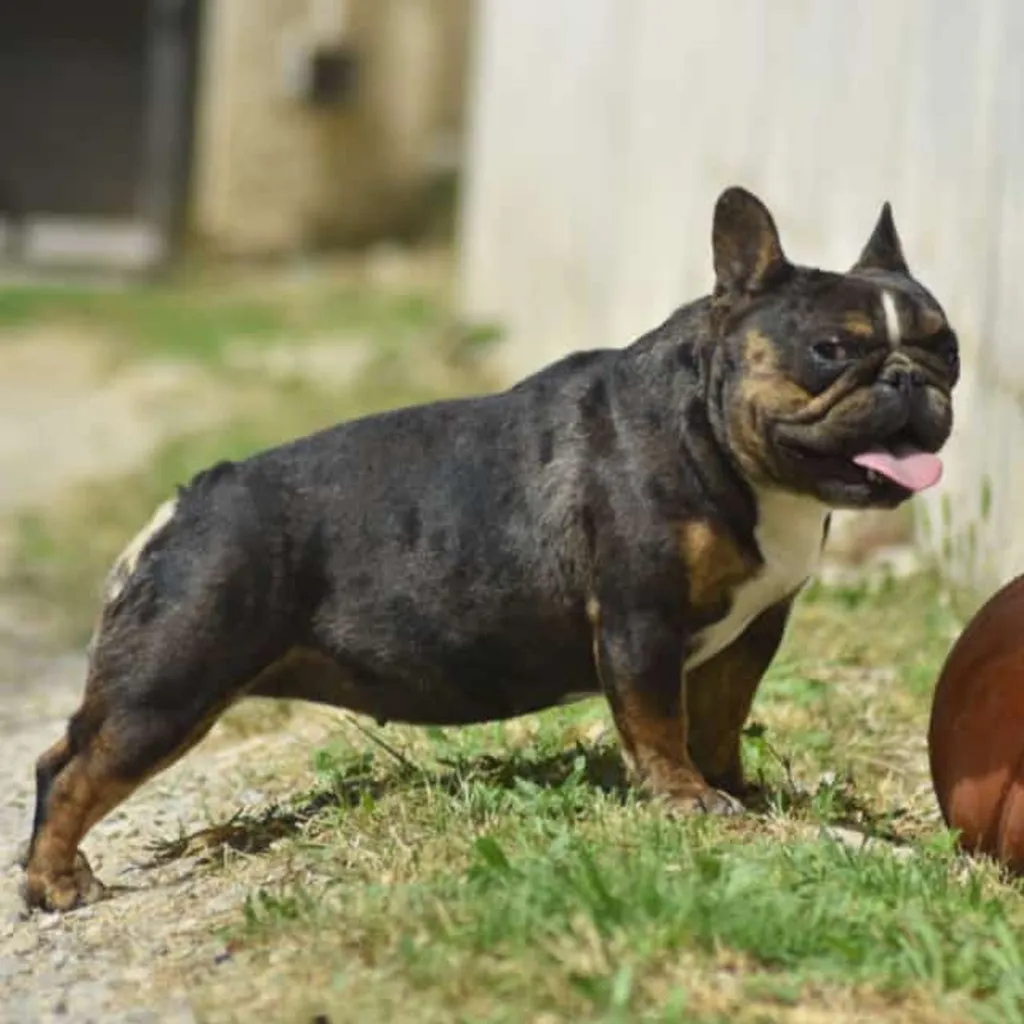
[23,187,959,911]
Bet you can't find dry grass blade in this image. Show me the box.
[342,714,423,775]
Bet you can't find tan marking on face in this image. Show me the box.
[740,331,810,408]
[842,311,875,337]
[105,496,178,603]
[742,329,781,375]
[677,520,756,612]
[735,325,880,489]
[881,290,901,346]
[735,402,804,485]
[731,330,814,481]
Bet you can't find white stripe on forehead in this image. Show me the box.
[880,289,902,346]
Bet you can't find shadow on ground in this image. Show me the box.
[141,732,913,870]
[141,741,628,867]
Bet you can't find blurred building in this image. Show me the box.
[458,0,1024,596]
[0,0,470,270]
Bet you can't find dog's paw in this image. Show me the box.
[695,787,744,816]
[22,851,108,913]
[657,786,745,818]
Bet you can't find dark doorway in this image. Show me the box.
[0,0,202,270]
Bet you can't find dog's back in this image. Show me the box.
[100,344,641,728]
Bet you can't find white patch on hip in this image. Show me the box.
[685,489,828,671]
[104,496,178,603]
[881,289,902,346]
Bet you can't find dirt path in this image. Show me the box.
[0,635,335,1023]
[0,634,336,1022]
[0,329,328,1022]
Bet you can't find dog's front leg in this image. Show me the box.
[590,604,739,814]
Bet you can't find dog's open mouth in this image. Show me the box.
[850,440,943,493]
[777,428,945,497]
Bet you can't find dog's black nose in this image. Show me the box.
[882,366,923,395]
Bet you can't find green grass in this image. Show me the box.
[0,272,473,366]
[138,573,1020,1024]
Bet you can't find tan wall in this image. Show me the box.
[458,0,1023,597]
[191,0,471,255]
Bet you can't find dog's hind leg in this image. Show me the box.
[22,659,240,912]
[23,481,289,911]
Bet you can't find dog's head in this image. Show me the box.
[708,186,958,509]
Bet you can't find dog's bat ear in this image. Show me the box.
[852,202,909,275]
[712,186,791,299]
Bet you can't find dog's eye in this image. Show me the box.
[812,339,848,362]
[937,334,960,376]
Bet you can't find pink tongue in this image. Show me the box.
[852,445,943,492]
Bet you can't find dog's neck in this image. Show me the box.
[605,303,756,544]
[613,299,833,558]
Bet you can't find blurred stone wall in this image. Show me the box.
[191,0,470,255]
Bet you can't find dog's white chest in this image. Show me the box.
[685,491,828,671]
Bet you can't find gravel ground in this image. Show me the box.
[0,330,327,1023]
[0,635,204,1024]
[0,609,336,1024]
